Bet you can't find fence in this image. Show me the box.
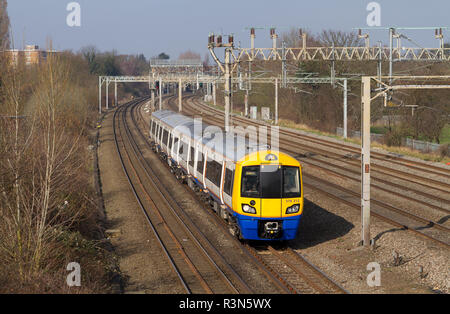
[336,127,442,152]
[336,127,384,142]
[404,138,441,152]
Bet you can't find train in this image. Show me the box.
[149,110,304,241]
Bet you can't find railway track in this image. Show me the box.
[184,96,450,192]
[132,96,350,294]
[243,244,348,294]
[113,98,253,294]
[169,95,450,248]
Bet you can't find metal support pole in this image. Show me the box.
[224,48,231,132]
[151,89,155,110]
[114,80,117,107]
[98,77,102,114]
[106,79,109,110]
[245,90,249,117]
[213,83,217,106]
[331,45,336,87]
[282,41,287,88]
[159,78,163,110]
[251,31,255,58]
[389,28,394,84]
[361,76,371,247]
[179,78,182,112]
[377,42,382,89]
[275,78,279,124]
[343,79,348,139]
[272,32,277,61]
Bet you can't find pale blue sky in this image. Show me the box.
[7,0,450,59]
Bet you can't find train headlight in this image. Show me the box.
[286,204,300,214]
[242,204,257,214]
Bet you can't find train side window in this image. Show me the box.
[168,134,173,150]
[156,124,159,137]
[197,151,205,175]
[180,140,189,160]
[162,129,169,146]
[173,137,179,154]
[224,168,234,196]
[189,146,195,167]
[206,158,222,187]
[158,126,163,141]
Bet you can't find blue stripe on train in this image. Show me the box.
[235,213,302,241]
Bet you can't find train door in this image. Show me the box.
[222,163,234,209]
[259,164,282,218]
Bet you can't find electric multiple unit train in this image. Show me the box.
[149,110,304,241]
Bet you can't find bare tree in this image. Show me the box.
[0,50,87,281]
[318,29,363,47]
[280,27,320,48]
[178,50,201,60]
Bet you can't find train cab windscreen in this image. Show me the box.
[241,165,301,199]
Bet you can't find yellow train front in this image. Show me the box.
[232,151,304,241]
[149,110,303,241]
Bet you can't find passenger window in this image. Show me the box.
[224,168,234,196]
[168,134,173,150]
[189,146,195,167]
[197,151,205,175]
[206,158,222,187]
[173,137,179,153]
[163,130,169,146]
[180,141,189,160]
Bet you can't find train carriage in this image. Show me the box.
[149,110,304,241]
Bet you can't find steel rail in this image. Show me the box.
[124,100,249,294]
[180,96,450,248]
[112,99,191,294]
[158,95,349,294]
[181,97,450,216]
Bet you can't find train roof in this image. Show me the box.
[152,110,269,162]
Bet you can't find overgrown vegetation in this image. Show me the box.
[0,49,123,293]
[0,2,141,292]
